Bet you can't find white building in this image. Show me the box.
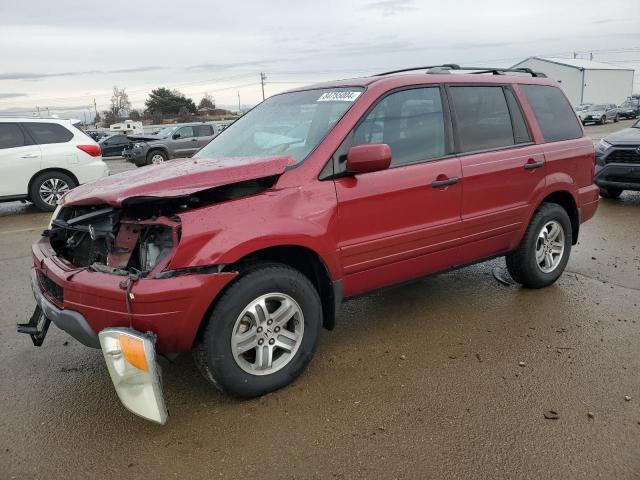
[512,57,634,106]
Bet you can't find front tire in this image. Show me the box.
[599,187,623,199]
[506,203,572,289]
[614,114,619,123]
[146,150,167,165]
[600,116,606,125]
[194,264,322,398]
[29,171,77,212]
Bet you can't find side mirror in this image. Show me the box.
[172,133,180,139]
[346,144,392,174]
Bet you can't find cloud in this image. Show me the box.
[0,66,165,81]
[0,93,28,99]
[187,60,271,72]
[362,0,418,16]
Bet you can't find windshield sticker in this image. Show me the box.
[317,91,362,102]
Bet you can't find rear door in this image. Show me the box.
[0,123,41,197]
[447,84,546,265]
[21,122,77,169]
[333,86,463,296]
[172,126,199,156]
[195,124,215,149]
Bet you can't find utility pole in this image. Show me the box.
[260,72,267,101]
[93,98,98,121]
[36,106,40,117]
[237,91,241,114]
[590,52,594,61]
[46,107,50,117]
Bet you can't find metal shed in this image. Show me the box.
[512,57,634,106]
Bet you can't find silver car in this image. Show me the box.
[580,104,619,125]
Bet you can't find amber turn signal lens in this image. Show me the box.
[119,335,149,372]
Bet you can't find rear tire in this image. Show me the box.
[194,264,322,398]
[506,203,572,289]
[29,171,77,212]
[614,114,619,123]
[599,187,623,199]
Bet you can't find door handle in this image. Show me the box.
[191,138,197,142]
[431,177,459,188]
[20,153,39,159]
[524,160,544,170]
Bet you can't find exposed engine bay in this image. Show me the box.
[47,177,276,276]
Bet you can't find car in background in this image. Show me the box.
[617,99,640,120]
[98,134,133,157]
[575,103,593,122]
[0,118,107,211]
[122,123,216,166]
[581,104,619,125]
[595,118,640,198]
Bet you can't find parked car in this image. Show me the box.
[20,66,599,423]
[98,134,133,157]
[0,118,107,211]
[580,104,619,125]
[122,123,216,166]
[617,99,640,120]
[594,118,640,198]
[575,103,593,122]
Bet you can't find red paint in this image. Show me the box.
[33,72,598,353]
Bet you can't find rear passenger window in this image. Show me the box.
[520,85,582,143]
[196,125,213,136]
[22,123,73,145]
[0,123,26,149]
[449,86,514,152]
[351,87,446,167]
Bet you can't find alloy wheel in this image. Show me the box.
[230,293,304,376]
[39,178,70,206]
[535,220,565,273]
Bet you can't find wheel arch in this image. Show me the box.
[27,168,79,202]
[538,190,580,245]
[221,244,340,331]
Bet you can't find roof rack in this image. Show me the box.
[375,65,546,78]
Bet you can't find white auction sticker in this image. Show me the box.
[317,91,362,102]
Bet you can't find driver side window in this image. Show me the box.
[348,87,446,168]
[175,126,194,139]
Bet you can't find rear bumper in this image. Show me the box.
[32,237,238,353]
[595,163,640,191]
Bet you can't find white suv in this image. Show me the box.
[0,118,108,211]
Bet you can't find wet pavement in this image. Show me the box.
[1,121,639,479]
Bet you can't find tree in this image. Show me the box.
[177,106,191,122]
[102,110,119,126]
[145,88,197,116]
[198,93,215,110]
[129,110,141,121]
[109,86,131,117]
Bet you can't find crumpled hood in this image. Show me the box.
[62,156,290,207]
[605,127,640,145]
[127,134,165,142]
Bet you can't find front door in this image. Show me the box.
[334,87,463,296]
[172,126,199,157]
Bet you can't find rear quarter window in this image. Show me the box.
[22,122,74,145]
[520,85,582,143]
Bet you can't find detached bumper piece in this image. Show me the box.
[99,328,168,424]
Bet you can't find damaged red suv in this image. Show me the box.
[21,65,599,423]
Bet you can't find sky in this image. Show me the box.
[1,0,639,120]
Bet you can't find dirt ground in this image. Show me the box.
[1,120,639,479]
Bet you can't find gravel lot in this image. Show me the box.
[1,119,639,479]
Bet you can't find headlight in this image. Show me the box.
[48,205,62,229]
[134,142,146,149]
[596,139,612,151]
[99,328,168,424]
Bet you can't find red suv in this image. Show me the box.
[20,66,599,423]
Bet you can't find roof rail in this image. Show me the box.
[375,65,546,78]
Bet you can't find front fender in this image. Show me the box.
[168,182,341,279]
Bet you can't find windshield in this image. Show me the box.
[576,105,591,111]
[591,104,606,110]
[195,87,364,165]
[156,126,178,137]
